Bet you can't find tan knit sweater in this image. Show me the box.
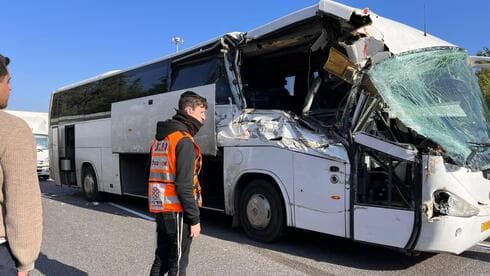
[0,110,43,272]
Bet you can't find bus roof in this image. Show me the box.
[54,0,453,94]
[245,0,452,54]
[246,4,318,39]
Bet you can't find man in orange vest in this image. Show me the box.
[148,91,207,276]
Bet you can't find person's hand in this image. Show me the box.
[18,270,28,276]
[190,223,201,238]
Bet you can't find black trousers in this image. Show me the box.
[0,242,18,276]
[150,212,192,276]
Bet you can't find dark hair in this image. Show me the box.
[0,54,10,78]
[178,91,208,110]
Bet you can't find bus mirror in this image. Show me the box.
[469,56,490,69]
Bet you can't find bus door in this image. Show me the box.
[294,154,347,237]
[60,125,76,186]
[49,127,60,182]
[352,132,419,249]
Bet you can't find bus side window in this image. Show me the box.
[284,76,295,96]
[122,60,170,98]
[170,57,233,105]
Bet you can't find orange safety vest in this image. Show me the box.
[148,131,202,213]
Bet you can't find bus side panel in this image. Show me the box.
[75,147,101,188]
[75,119,111,190]
[111,84,216,155]
[101,150,121,195]
[353,207,414,248]
[223,147,294,227]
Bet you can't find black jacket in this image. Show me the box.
[154,110,203,225]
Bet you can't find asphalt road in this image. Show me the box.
[31,180,490,275]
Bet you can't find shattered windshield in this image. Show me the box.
[368,47,490,170]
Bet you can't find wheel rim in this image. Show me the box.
[246,193,271,229]
[83,173,95,197]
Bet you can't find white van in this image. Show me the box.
[5,110,50,180]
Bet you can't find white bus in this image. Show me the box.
[49,0,490,254]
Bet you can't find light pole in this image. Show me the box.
[171,36,184,53]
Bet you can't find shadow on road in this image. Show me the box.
[199,209,434,272]
[461,248,490,263]
[40,180,152,221]
[41,180,435,272]
[35,252,88,275]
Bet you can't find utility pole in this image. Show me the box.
[171,36,184,53]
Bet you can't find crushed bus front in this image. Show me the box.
[417,155,490,254]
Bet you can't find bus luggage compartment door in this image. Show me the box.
[110,84,217,156]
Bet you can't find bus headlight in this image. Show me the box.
[433,190,479,217]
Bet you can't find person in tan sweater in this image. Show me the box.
[0,54,43,275]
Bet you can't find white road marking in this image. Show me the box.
[476,242,490,250]
[201,206,225,212]
[108,202,155,221]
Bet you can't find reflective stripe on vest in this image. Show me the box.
[148,172,175,182]
[148,131,203,213]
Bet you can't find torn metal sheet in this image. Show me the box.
[354,132,418,162]
[217,109,348,162]
[319,0,369,21]
[356,13,453,55]
[421,155,490,220]
[344,36,386,66]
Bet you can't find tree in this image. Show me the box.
[476,47,490,108]
[477,47,490,57]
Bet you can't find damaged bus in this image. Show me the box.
[49,0,490,254]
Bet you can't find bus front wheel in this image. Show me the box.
[82,165,101,202]
[239,179,285,242]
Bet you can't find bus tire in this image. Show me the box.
[239,179,285,242]
[82,165,101,202]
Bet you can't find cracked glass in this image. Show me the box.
[368,47,490,170]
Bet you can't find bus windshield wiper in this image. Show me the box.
[465,141,490,167]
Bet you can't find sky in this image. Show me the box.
[2,0,489,112]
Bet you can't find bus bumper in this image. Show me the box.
[415,155,490,254]
[415,208,490,254]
